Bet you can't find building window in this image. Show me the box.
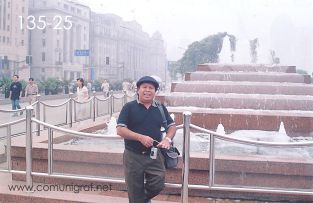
[42,39,46,47]
[64,4,68,10]
[43,28,46,34]
[7,25,10,31]
[57,40,59,48]
[22,7,25,13]
[42,68,45,73]
[8,2,10,8]
[42,52,46,62]
[21,40,24,46]
[77,9,81,15]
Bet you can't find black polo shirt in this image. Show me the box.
[9,82,22,100]
[117,100,174,153]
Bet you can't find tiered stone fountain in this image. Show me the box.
[158,64,313,137]
[155,63,313,200]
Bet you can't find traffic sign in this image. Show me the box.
[74,49,89,56]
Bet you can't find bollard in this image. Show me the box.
[209,131,216,187]
[181,111,191,203]
[92,91,96,122]
[69,93,73,127]
[36,94,41,136]
[26,105,33,188]
[7,125,11,171]
[48,128,53,175]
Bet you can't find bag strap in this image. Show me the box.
[155,100,168,133]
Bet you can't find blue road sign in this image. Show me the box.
[74,49,89,56]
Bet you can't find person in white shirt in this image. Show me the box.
[122,80,130,93]
[24,78,39,105]
[76,78,89,118]
[101,80,110,97]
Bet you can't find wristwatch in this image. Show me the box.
[165,137,172,143]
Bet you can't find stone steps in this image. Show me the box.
[157,93,313,111]
[197,63,296,73]
[185,71,311,83]
[171,81,313,95]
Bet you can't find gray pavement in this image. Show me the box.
[0,98,69,137]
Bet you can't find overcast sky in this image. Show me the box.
[80,0,313,71]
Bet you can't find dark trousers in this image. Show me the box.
[123,149,165,203]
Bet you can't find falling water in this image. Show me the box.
[216,123,225,134]
[107,116,117,135]
[278,121,287,137]
[219,36,233,63]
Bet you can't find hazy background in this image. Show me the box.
[81,0,313,72]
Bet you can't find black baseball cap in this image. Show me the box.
[136,76,159,90]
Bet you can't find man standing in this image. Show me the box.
[101,80,110,97]
[116,76,176,203]
[25,78,38,105]
[9,75,23,116]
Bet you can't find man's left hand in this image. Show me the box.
[157,139,171,149]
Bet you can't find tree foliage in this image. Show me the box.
[0,76,11,97]
[172,32,236,78]
[177,32,227,74]
[41,78,63,94]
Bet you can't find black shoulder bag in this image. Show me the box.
[155,101,180,169]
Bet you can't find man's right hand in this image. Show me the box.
[139,135,154,148]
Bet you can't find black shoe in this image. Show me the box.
[145,199,151,203]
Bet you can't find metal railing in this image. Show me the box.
[0,91,137,137]
[1,109,313,202]
[180,112,313,202]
